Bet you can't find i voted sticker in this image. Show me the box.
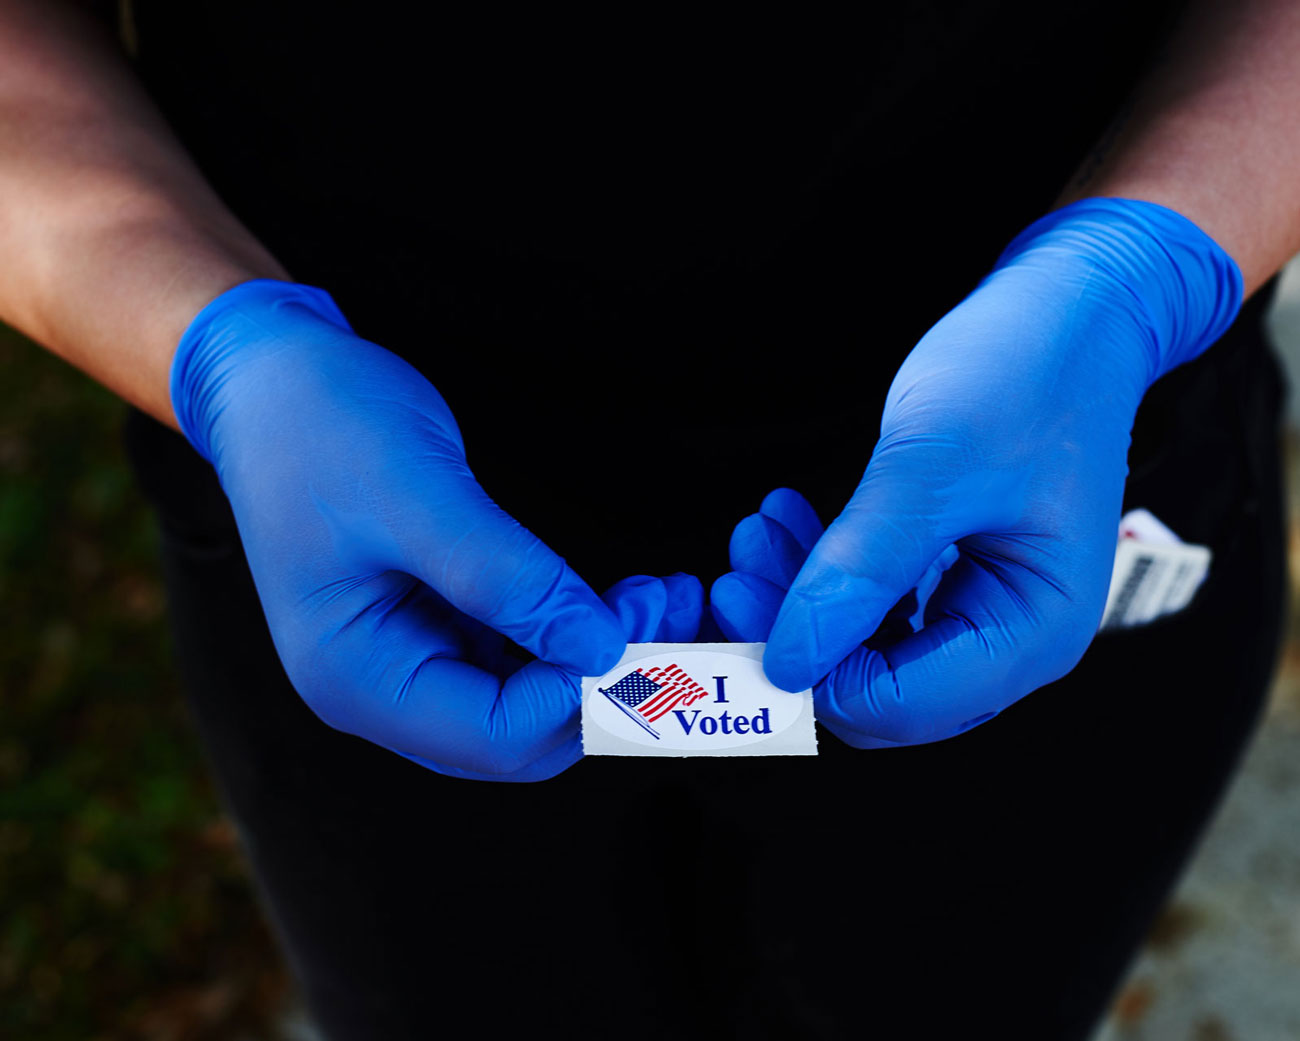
[581,644,817,757]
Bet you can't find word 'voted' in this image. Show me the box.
[581,645,816,758]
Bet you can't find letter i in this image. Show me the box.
[713,676,729,703]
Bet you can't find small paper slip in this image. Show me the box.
[582,643,817,757]
[1100,509,1211,631]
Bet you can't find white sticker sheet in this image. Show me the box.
[582,643,817,757]
[1101,509,1212,630]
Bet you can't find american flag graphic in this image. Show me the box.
[598,664,714,740]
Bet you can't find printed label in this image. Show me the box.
[581,643,817,757]
[1100,509,1211,630]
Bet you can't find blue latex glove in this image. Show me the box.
[171,279,695,781]
[395,571,704,780]
[712,488,961,748]
[713,198,1242,748]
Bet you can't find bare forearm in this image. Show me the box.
[1057,0,1300,298]
[0,0,285,427]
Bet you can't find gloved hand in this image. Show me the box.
[171,279,697,781]
[396,571,704,780]
[714,198,1242,748]
[712,488,960,748]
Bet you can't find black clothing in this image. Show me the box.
[121,3,1290,1037]
[126,1,1191,589]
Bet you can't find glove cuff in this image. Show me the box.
[991,197,1244,388]
[169,279,352,463]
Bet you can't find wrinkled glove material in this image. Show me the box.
[171,279,702,781]
[713,198,1242,748]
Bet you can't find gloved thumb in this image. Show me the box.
[763,458,988,693]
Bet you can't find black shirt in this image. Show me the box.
[127,1,1190,583]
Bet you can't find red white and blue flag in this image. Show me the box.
[598,664,713,740]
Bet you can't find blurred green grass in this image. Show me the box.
[0,325,287,1039]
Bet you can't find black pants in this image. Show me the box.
[125,283,1287,1040]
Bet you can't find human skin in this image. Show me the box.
[2,0,1297,421]
[0,0,285,427]
[1,0,1297,431]
[1053,0,1300,296]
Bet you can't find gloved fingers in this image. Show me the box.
[291,577,581,776]
[601,572,705,643]
[758,487,824,552]
[291,570,471,666]
[297,569,512,673]
[729,512,807,588]
[864,589,922,649]
[909,543,960,630]
[442,602,513,676]
[602,575,667,641]
[813,630,1006,748]
[346,655,582,776]
[709,571,786,643]
[402,572,706,782]
[394,477,625,676]
[657,572,705,641]
[764,471,958,692]
[812,552,1080,746]
[366,571,707,780]
[716,489,818,644]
